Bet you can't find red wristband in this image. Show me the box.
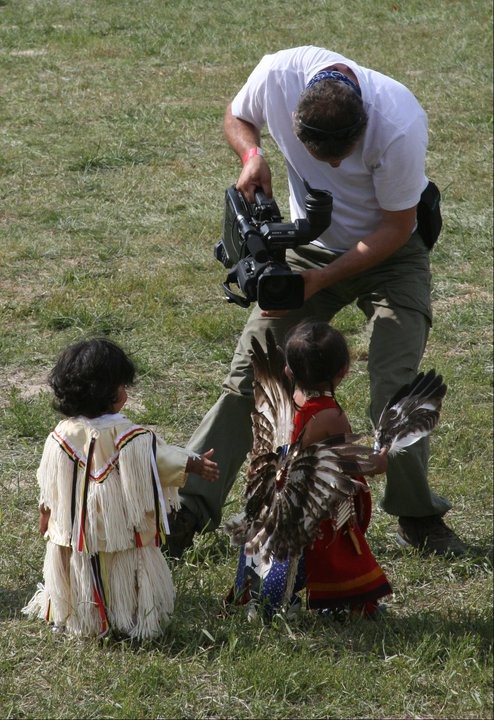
[241,146,264,166]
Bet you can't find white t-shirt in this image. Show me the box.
[230,46,429,252]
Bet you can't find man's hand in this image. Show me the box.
[259,268,322,318]
[236,156,272,203]
[224,104,273,201]
[300,268,328,301]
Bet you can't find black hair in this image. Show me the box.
[285,320,350,400]
[293,80,367,160]
[48,338,136,418]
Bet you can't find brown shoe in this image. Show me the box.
[397,515,467,557]
[164,506,197,559]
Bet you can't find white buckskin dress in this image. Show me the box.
[22,413,189,640]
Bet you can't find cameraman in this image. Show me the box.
[168,45,466,558]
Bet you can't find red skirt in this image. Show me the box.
[304,517,392,610]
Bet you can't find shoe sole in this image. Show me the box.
[395,532,413,548]
[396,532,466,557]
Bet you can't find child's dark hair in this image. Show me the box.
[49,338,136,418]
[285,321,350,399]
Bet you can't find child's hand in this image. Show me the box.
[367,447,389,476]
[188,448,219,482]
[39,505,51,536]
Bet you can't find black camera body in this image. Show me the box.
[214,182,333,310]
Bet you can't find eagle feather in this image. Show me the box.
[374,369,447,454]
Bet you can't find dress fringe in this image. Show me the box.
[23,541,175,640]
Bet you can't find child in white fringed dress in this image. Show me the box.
[23,338,218,640]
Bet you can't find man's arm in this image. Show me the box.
[301,207,417,300]
[224,103,272,201]
[261,206,417,317]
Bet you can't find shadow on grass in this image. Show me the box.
[5,528,491,664]
[0,586,34,621]
[94,590,493,667]
[463,538,493,567]
[7,576,492,667]
[384,533,493,568]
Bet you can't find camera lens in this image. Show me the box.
[263,276,291,299]
[258,267,305,310]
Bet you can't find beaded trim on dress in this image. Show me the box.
[304,390,334,400]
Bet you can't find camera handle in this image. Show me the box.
[222,262,254,308]
[222,276,251,308]
[243,228,269,263]
[253,189,282,223]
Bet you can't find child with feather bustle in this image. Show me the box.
[226,321,391,621]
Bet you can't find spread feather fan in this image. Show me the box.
[224,329,447,564]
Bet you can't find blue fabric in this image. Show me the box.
[234,549,306,621]
[306,69,361,97]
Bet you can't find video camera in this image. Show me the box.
[214,181,333,310]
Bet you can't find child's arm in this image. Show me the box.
[186,449,219,482]
[300,407,352,447]
[300,408,388,476]
[365,447,388,476]
[152,436,218,486]
[39,504,51,536]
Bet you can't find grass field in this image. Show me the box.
[0,1,492,718]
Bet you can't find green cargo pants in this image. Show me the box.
[182,232,452,529]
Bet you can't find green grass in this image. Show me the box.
[0,0,492,718]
